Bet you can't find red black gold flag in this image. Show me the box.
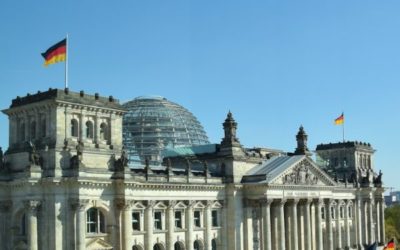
[41,39,66,66]
[334,113,344,125]
[384,239,395,250]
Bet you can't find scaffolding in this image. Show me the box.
[123,96,210,166]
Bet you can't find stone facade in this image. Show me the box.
[0,89,385,250]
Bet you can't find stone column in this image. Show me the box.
[304,199,312,250]
[167,201,176,250]
[279,199,286,250]
[336,200,343,249]
[25,200,41,250]
[299,201,305,250]
[363,200,368,244]
[0,201,12,250]
[291,199,299,250]
[310,201,316,250]
[375,199,381,244]
[356,198,363,248]
[261,199,273,250]
[79,113,84,141]
[145,201,155,250]
[326,199,334,250]
[205,201,213,250]
[243,199,252,250]
[344,201,351,249]
[71,199,89,250]
[94,114,100,144]
[368,199,374,244]
[186,201,195,250]
[379,199,385,245]
[121,201,133,250]
[316,199,324,250]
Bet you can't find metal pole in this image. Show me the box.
[65,34,68,89]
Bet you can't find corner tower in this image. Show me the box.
[2,88,126,176]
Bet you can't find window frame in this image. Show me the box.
[154,211,163,230]
[211,210,219,227]
[175,210,183,229]
[86,207,106,234]
[132,211,141,231]
[194,210,201,228]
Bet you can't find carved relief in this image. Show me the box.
[282,161,318,185]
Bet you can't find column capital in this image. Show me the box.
[0,200,12,213]
[206,200,214,208]
[259,198,273,206]
[24,200,41,212]
[278,198,287,207]
[70,198,89,211]
[186,200,196,208]
[316,198,325,207]
[146,200,157,209]
[115,199,134,211]
[168,200,177,209]
[299,198,312,205]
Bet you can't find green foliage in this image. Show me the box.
[385,205,400,244]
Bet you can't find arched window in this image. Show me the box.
[194,240,203,250]
[86,121,94,139]
[153,243,164,250]
[211,239,217,250]
[132,246,143,250]
[30,121,36,139]
[100,122,108,141]
[86,208,105,234]
[71,119,79,137]
[174,242,184,250]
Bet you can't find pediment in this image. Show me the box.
[269,157,337,186]
[211,201,222,208]
[174,201,187,209]
[86,238,113,249]
[132,201,146,210]
[154,201,168,210]
[193,201,205,209]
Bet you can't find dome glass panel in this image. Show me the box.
[123,96,210,165]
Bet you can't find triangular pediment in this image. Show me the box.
[86,238,113,249]
[242,155,337,186]
[174,201,187,209]
[269,157,337,186]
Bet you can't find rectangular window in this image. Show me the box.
[340,207,344,219]
[154,211,162,230]
[321,207,325,220]
[87,208,97,233]
[194,211,201,227]
[132,212,141,231]
[175,211,182,229]
[331,207,335,219]
[348,206,352,218]
[212,210,219,227]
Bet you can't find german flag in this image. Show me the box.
[41,38,66,66]
[384,239,395,250]
[334,113,344,125]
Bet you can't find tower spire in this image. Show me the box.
[294,125,311,156]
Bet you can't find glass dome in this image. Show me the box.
[123,96,210,165]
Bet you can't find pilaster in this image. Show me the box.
[24,200,41,250]
[70,199,89,250]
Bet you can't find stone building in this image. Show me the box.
[0,89,385,250]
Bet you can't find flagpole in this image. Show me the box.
[65,34,68,89]
[342,112,345,143]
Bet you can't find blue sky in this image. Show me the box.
[0,0,399,191]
